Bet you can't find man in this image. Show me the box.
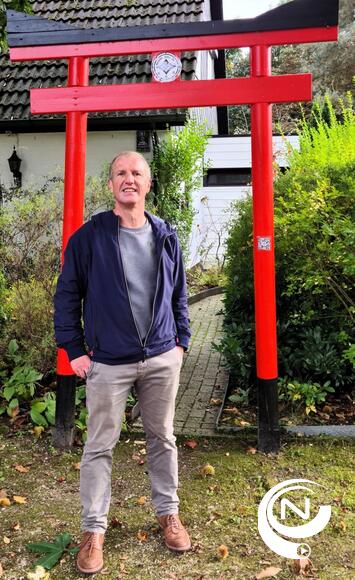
[54,151,191,575]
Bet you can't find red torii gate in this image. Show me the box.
[7,0,339,453]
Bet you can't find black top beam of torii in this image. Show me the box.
[7,0,338,48]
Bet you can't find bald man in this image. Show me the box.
[54,151,191,575]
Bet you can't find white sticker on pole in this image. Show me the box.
[257,236,272,251]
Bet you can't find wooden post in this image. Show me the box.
[53,56,89,448]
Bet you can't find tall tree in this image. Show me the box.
[226,0,353,134]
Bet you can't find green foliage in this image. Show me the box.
[279,378,335,416]
[0,339,43,419]
[3,278,57,373]
[151,116,211,256]
[27,532,78,570]
[30,392,56,427]
[221,96,355,395]
[225,48,250,134]
[228,387,250,406]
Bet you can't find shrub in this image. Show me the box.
[220,96,354,395]
[2,278,56,374]
[151,116,211,256]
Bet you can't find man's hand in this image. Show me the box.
[176,345,184,359]
[70,355,92,379]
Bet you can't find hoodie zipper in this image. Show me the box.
[117,221,173,361]
[143,233,173,350]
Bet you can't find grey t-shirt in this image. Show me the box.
[119,219,158,342]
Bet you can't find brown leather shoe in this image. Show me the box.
[77,531,105,575]
[157,514,191,552]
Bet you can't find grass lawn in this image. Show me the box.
[0,430,354,579]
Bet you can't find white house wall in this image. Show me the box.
[0,130,158,190]
[189,135,300,268]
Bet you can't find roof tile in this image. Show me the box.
[1,0,204,124]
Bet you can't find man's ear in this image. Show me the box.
[108,179,113,192]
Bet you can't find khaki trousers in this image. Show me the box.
[80,347,183,533]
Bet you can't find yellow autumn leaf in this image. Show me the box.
[137,496,147,505]
[3,537,10,545]
[14,465,29,474]
[0,498,11,507]
[13,495,27,504]
[26,565,50,580]
[33,426,45,438]
[72,462,81,471]
[201,464,215,476]
[137,530,148,542]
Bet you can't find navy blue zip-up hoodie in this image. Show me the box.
[54,210,191,365]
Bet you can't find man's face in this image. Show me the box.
[109,154,151,209]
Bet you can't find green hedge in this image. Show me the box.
[219,96,354,394]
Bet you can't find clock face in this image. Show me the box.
[151,53,182,83]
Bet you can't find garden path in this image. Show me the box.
[132,293,229,436]
[174,293,229,435]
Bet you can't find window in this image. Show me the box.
[203,168,252,187]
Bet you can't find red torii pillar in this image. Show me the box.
[7,0,339,452]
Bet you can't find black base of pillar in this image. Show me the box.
[257,377,280,454]
[53,374,77,449]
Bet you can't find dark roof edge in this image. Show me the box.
[7,0,339,48]
[0,114,187,134]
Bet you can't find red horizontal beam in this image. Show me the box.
[30,75,312,115]
[10,26,337,61]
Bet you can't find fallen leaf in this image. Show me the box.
[201,464,215,476]
[110,517,123,528]
[137,496,146,505]
[322,405,332,413]
[0,490,6,499]
[293,558,313,576]
[72,462,81,471]
[137,530,148,542]
[26,565,50,580]
[33,426,45,438]
[217,544,229,560]
[210,398,223,406]
[13,495,27,504]
[0,562,3,577]
[131,452,146,464]
[131,453,145,465]
[0,498,11,507]
[246,447,257,455]
[57,476,66,483]
[184,439,198,449]
[255,566,282,579]
[14,465,29,474]
[11,522,21,531]
[3,537,10,545]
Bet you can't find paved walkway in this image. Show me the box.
[174,293,228,436]
[132,293,228,436]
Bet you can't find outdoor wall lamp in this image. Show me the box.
[136,130,151,152]
[8,146,22,188]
